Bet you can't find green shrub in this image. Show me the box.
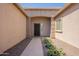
[45,43,52,49]
[57,48,65,56]
[44,39,55,49]
[44,39,51,48]
[43,38,65,56]
[47,49,60,56]
[43,39,49,44]
[47,48,65,56]
[45,43,56,49]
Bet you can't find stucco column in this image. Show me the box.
[50,17,55,39]
[28,17,32,38]
[26,17,32,38]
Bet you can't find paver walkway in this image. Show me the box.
[21,37,44,56]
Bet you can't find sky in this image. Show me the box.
[20,3,64,8]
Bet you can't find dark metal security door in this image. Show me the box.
[34,24,40,36]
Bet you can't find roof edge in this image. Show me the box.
[54,3,72,18]
[24,8,61,10]
[13,3,28,17]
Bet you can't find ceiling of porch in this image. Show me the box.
[24,8,60,17]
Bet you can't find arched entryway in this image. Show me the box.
[31,17,51,37]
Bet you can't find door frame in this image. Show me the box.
[34,23,40,36]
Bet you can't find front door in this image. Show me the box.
[34,23,40,36]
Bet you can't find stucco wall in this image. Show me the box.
[31,17,51,37]
[50,17,55,39]
[55,4,79,48]
[0,3,27,53]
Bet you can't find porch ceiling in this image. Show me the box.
[24,8,60,17]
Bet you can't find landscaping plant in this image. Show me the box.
[43,38,65,56]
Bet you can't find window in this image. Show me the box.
[56,18,62,33]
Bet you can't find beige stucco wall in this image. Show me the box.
[50,17,55,39]
[0,3,27,53]
[55,4,79,49]
[31,17,51,37]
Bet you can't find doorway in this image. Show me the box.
[34,23,40,36]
